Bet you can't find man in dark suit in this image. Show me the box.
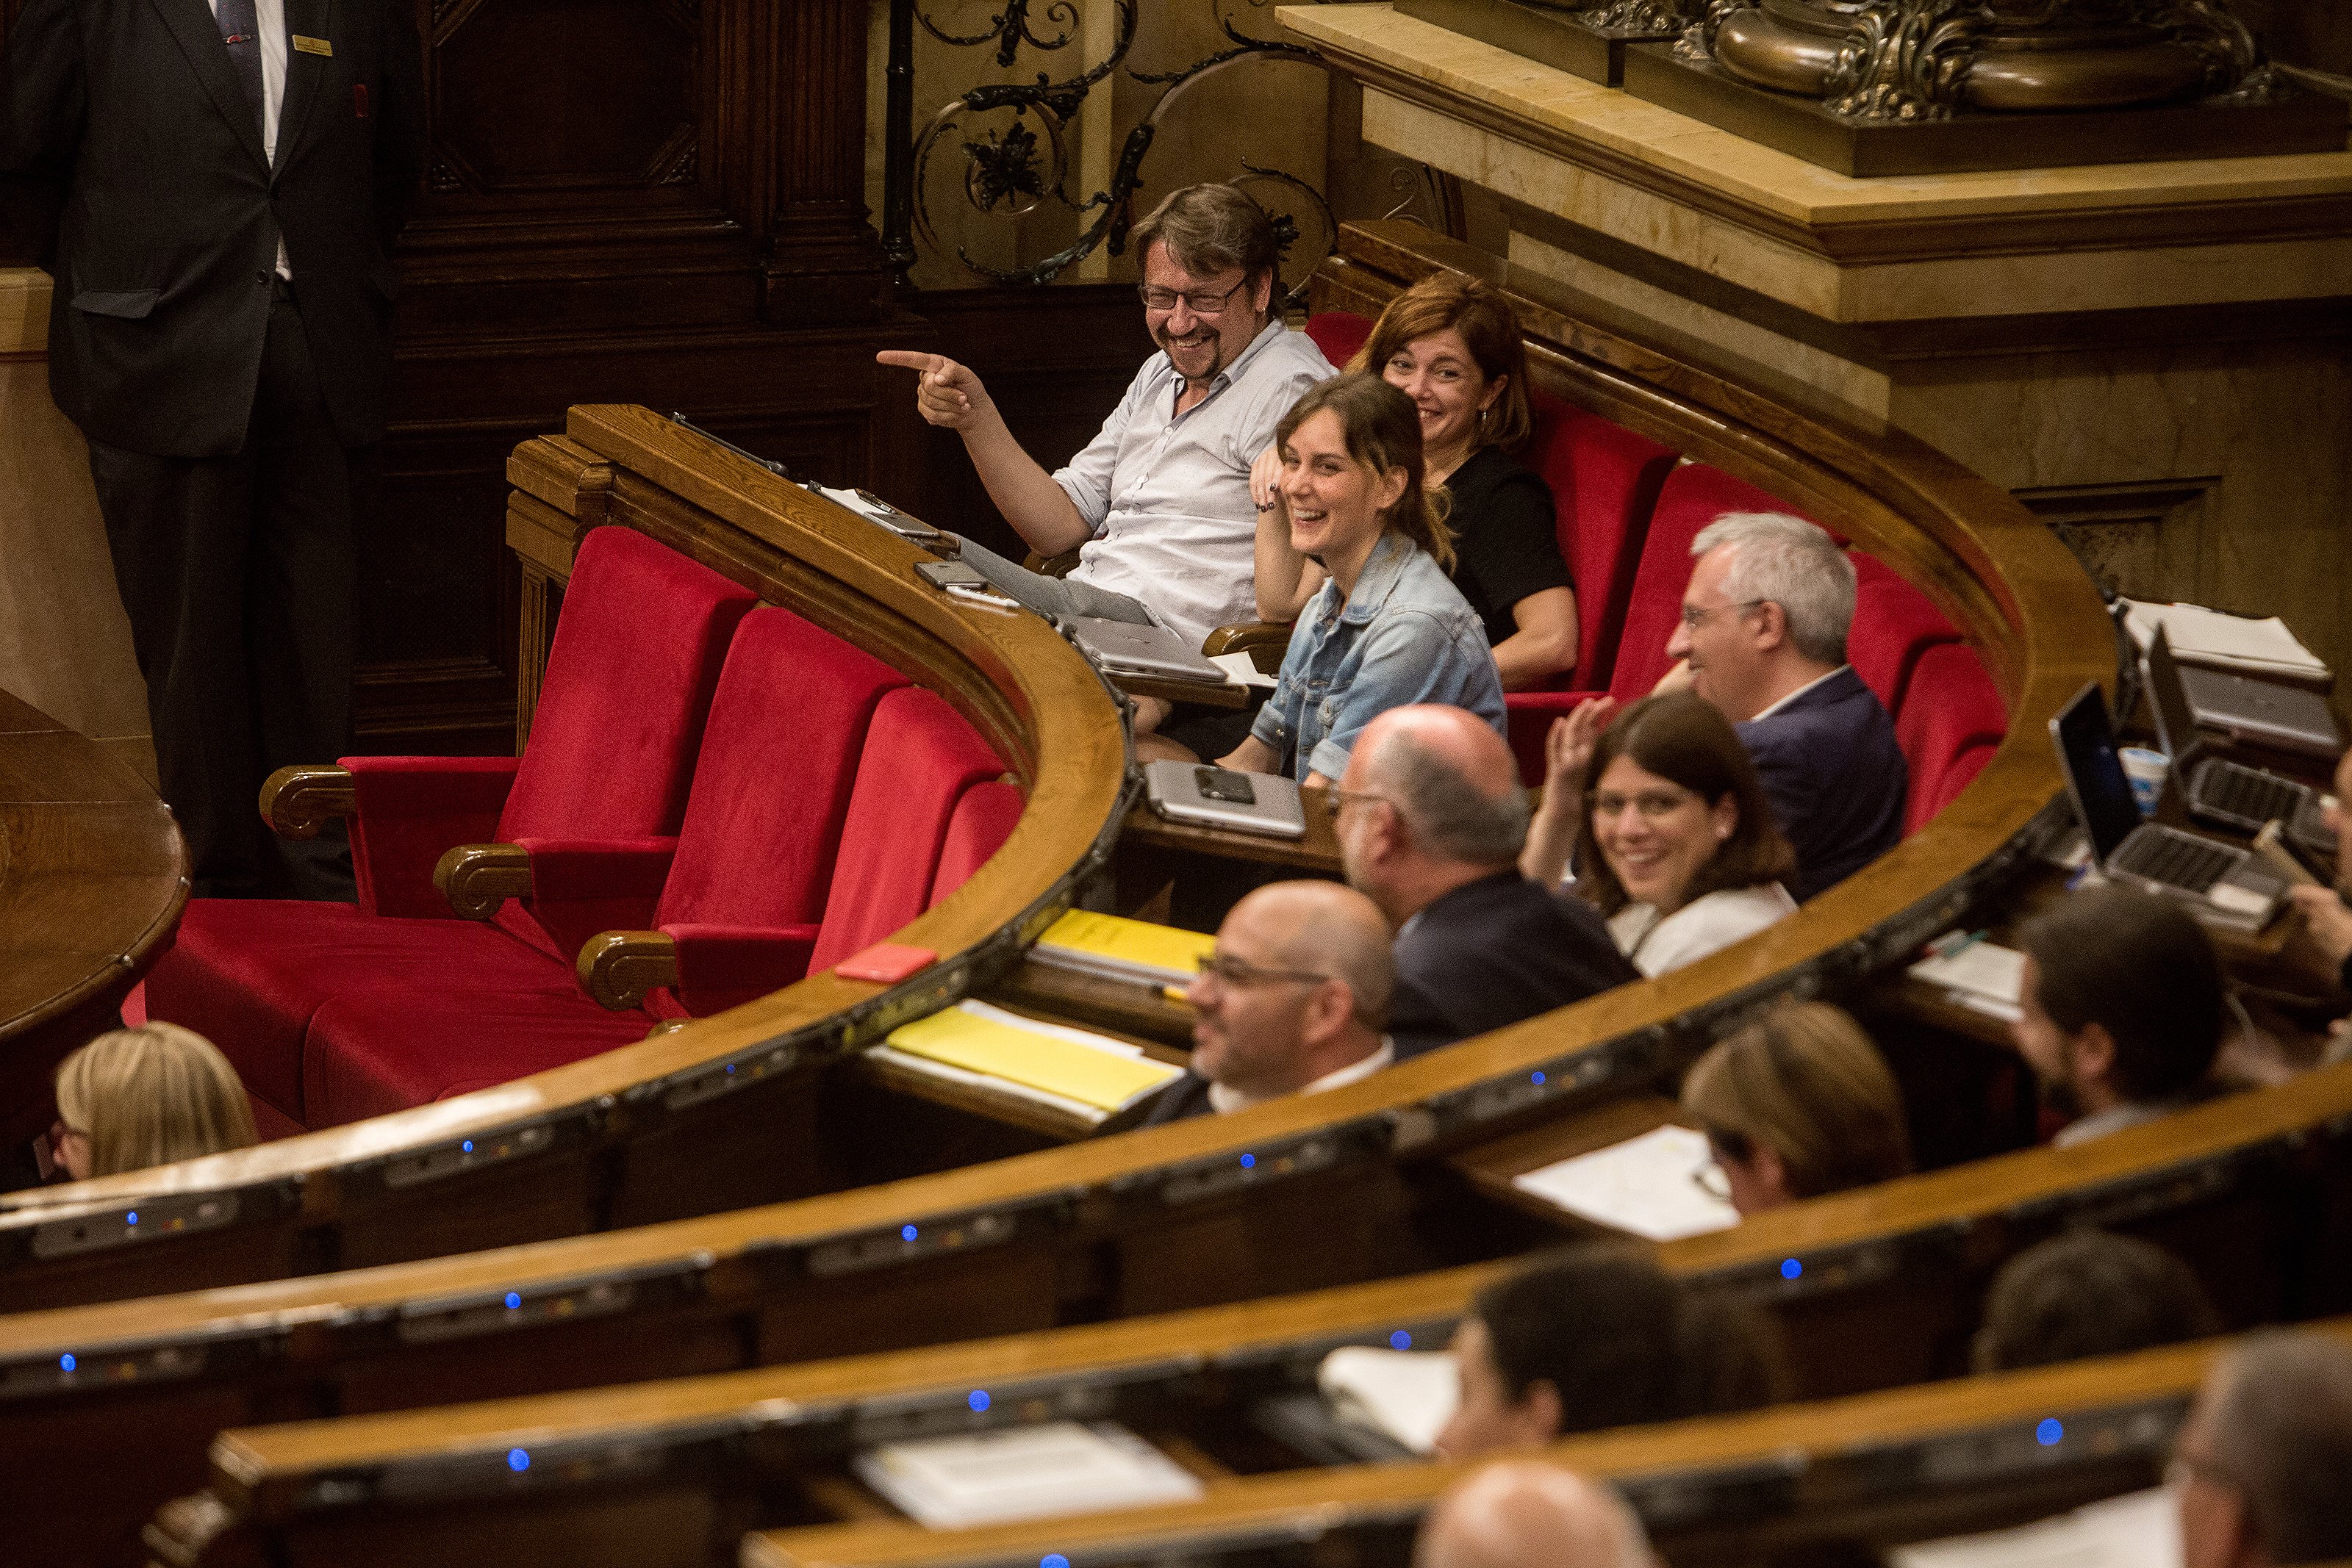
[1141,881,1395,1126]
[1336,705,1638,1060]
[0,0,423,896]
[1663,512,1906,901]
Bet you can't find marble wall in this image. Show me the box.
[0,269,153,783]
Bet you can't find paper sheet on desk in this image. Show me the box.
[1317,1347,1458,1455]
[1909,940,2028,1023]
[1890,1486,2179,1568]
[1510,1126,1740,1240]
[2123,600,2327,678]
[1208,651,1277,689]
[854,1421,1205,1529]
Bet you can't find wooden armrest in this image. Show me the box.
[1026,547,1084,578]
[259,765,356,839]
[577,930,679,1011]
[433,843,534,921]
[1202,622,1293,674]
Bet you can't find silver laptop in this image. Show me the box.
[2050,681,2285,932]
[2167,646,2342,761]
[1144,761,1307,838]
[1064,616,1230,686]
[2145,627,2334,860]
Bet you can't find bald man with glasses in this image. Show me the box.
[1139,880,1396,1126]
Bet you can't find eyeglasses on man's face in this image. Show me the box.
[1139,278,1251,317]
[1324,787,1390,820]
[1194,951,1332,990]
[1677,598,1763,630]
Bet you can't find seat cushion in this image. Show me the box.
[1615,464,1805,700]
[1524,394,1677,689]
[928,780,1027,907]
[143,899,579,1127]
[1849,553,1961,716]
[810,688,1008,974]
[1896,642,2007,835]
[1304,311,1374,369]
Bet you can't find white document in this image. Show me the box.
[1909,939,2027,1018]
[853,1420,1205,1529]
[1509,1125,1740,1241]
[2123,600,2327,678]
[1317,1347,1459,1455]
[1208,651,1277,688]
[1890,1486,2179,1568]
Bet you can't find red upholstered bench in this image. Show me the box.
[1849,553,1962,716]
[1895,641,2008,834]
[1303,309,1373,370]
[146,526,756,1129]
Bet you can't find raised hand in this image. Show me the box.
[1544,696,1617,796]
[876,350,992,434]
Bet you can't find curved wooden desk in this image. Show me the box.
[0,688,185,1157]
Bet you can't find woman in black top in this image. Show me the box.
[1253,275,1577,689]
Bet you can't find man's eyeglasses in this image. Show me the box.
[1324,787,1390,819]
[1678,598,1763,630]
[1194,951,1333,989]
[1139,279,1251,317]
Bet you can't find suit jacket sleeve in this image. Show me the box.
[0,0,84,267]
[373,0,427,248]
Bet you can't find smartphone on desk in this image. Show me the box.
[1144,760,1306,838]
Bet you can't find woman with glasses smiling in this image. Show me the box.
[1521,691,1796,976]
[1679,1000,1912,1217]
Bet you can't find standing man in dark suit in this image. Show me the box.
[1661,511,1906,900]
[0,0,424,896]
[1335,704,1637,1060]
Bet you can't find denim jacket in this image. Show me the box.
[1251,533,1507,781]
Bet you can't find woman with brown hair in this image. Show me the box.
[51,1022,258,1181]
[1216,373,1505,785]
[1521,691,1797,975]
[1250,274,1577,690]
[1681,1000,1913,1215]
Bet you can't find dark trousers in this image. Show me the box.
[86,286,368,899]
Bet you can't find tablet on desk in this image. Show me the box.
[1144,760,1307,839]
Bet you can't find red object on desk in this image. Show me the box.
[835,943,937,983]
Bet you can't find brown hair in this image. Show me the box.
[1127,184,1281,303]
[1275,373,1457,572]
[54,1023,258,1179]
[2015,885,2224,1104]
[1348,272,1535,455]
[1972,1230,2220,1373]
[1681,1001,1912,1201]
[1572,692,1796,917]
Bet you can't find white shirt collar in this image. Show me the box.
[1208,1039,1395,1115]
[1748,663,1851,723]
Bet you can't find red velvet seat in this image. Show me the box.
[146,527,757,1128]
[1849,553,1962,716]
[1610,462,1799,702]
[1304,310,1374,369]
[1895,641,2008,834]
[1504,395,1678,780]
[928,781,1027,907]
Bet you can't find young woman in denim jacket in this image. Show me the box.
[1217,374,1506,786]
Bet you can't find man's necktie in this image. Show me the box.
[216,0,267,135]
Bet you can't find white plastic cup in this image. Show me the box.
[2119,747,2168,817]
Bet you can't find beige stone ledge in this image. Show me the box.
[1280,6,2352,232]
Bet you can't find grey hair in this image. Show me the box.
[1690,511,1854,666]
[1366,727,1532,868]
[2206,1331,2352,1564]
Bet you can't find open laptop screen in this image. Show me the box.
[2050,681,2146,866]
[2143,625,2198,764]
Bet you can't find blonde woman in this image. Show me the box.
[1681,1001,1912,1215]
[51,1023,258,1181]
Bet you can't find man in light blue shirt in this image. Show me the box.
[878,184,1332,653]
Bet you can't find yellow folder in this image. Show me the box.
[886,1005,1180,1112]
[1036,910,1213,983]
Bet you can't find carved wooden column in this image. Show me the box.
[762,0,891,326]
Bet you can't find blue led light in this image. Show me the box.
[58,1353,75,1373]
[504,1292,523,1310]
[968,1389,991,1413]
[725,1063,736,1075]
[2037,1418,2063,1447]
[125,1212,137,1226]
[1042,1556,1070,1568]
[1780,1258,1802,1281]
[1389,1330,1412,1351]
[1531,1071,1546,1086]
[462,1140,474,1154]
[902,1223,919,1242]
[1239,1152,1256,1170]
[508,1448,531,1472]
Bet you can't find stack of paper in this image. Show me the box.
[1208,651,1279,690]
[853,1421,1205,1528]
[1890,1486,2179,1568]
[1317,1347,1459,1455]
[1031,910,1215,990]
[1908,935,2028,1024]
[2123,600,2328,680]
[1509,1126,1741,1241]
[878,999,1183,1121]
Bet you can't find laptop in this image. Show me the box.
[1144,761,1307,839]
[2049,680,2286,932]
[2165,640,2342,762]
[1064,616,1231,686]
[2144,627,2334,861]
